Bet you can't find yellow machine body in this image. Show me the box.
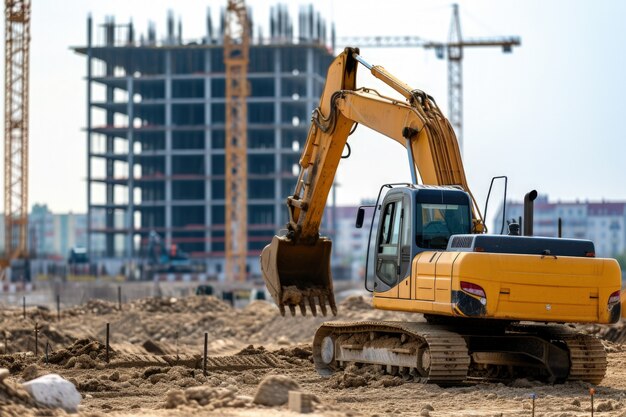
[374,252,621,324]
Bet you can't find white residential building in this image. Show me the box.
[494,196,626,258]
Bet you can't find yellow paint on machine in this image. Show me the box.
[373,251,621,324]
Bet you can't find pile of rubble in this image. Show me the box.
[47,339,113,369]
[128,296,232,314]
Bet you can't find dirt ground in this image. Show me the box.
[1,295,626,417]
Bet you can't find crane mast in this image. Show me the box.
[4,0,30,269]
[447,4,463,152]
[223,0,249,281]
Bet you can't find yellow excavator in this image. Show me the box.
[260,48,622,384]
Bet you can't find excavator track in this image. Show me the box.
[505,324,608,384]
[562,334,607,384]
[313,321,608,385]
[313,321,470,385]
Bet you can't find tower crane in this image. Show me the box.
[338,3,520,152]
[223,0,249,281]
[3,0,30,278]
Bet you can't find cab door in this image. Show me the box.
[374,197,405,296]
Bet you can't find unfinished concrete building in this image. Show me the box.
[73,5,333,277]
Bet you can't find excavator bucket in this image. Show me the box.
[260,235,337,317]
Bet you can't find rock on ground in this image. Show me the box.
[22,373,81,412]
[253,374,300,406]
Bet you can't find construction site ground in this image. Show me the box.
[2,295,626,417]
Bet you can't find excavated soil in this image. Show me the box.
[1,295,626,416]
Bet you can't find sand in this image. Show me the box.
[1,295,626,416]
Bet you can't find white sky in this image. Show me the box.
[11,0,626,229]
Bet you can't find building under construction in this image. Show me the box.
[73,5,333,278]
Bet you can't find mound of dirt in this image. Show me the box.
[64,299,119,316]
[0,353,36,374]
[236,345,268,356]
[230,295,416,348]
[328,364,405,389]
[1,324,74,358]
[165,385,251,409]
[340,295,373,311]
[47,339,113,368]
[128,296,231,314]
[2,294,404,356]
[580,320,626,344]
[273,345,312,361]
[0,368,38,417]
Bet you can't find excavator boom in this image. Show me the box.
[261,48,483,316]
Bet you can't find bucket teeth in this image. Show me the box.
[319,294,328,316]
[279,287,337,317]
[308,296,318,316]
[329,296,337,316]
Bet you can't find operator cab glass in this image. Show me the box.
[415,189,472,250]
[372,186,472,292]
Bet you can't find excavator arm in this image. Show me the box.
[260,47,484,316]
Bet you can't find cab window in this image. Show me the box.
[416,203,470,249]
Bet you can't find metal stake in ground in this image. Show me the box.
[530,393,536,417]
[117,286,122,310]
[56,294,61,321]
[203,332,208,376]
[106,323,110,363]
[34,322,39,356]
[175,331,179,361]
[590,388,595,417]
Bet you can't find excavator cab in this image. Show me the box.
[369,185,472,293]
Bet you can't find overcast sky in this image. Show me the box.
[13,0,626,228]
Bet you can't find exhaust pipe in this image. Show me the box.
[523,190,538,236]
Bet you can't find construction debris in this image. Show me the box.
[253,375,300,406]
[22,373,81,412]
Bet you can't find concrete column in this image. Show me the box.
[306,47,314,112]
[126,77,135,259]
[105,63,115,257]
[204,49,212,260]
[273,48,282,228]
[164,51,173,247]
[86,16,93,257]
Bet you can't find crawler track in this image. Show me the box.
[313,321,470,384]
[563,334,607,384]
[313,321,608,385]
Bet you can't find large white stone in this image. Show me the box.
[22,373,82,412]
